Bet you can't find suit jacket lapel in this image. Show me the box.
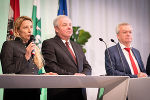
[54,35,77,65]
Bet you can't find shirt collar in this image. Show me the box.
[15,37,28,46]
[119,42,132,49]
[62,39,71,45]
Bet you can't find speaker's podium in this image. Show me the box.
[0,74,129,100]
[128,77,150,100]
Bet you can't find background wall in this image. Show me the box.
[68,0,150,99]
[0,0,150,100]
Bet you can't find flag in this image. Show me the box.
[97,88,104,100]
[2,0,20,99]
[7,0,20,40]
[32,0,41,48]
[57,0,68,16]
[32,0,46,100]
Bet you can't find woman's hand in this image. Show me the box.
[25,42,36,60]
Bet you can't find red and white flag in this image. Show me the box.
[7,0,20,40]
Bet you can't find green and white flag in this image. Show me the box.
[32,0,41,48]
[32,0,47,100]
[32,0,44,73]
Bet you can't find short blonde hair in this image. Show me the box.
[116,23,131,34]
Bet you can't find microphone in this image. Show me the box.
[110,39,126,73]
[110,39,116,43]
[27,35,35,57]
[99,38,114,75]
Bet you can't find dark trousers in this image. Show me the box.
[3,89,40,100]
[4,94,40,100]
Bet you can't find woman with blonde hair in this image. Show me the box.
[1,16,44,100]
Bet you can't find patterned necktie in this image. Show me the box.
[65,41,77,64]
[124,48,138,75]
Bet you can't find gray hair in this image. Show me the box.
[116,23,131,34]
[53,15,71,27]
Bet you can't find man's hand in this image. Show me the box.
[74,73,86,76]
[137,72,148,78]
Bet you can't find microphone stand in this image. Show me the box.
[99,38,114,76]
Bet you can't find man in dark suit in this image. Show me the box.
[105,23,147,78]
[146,54,150,75]
[42,15,92,100]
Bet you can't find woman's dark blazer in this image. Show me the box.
[1,38,40,100]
